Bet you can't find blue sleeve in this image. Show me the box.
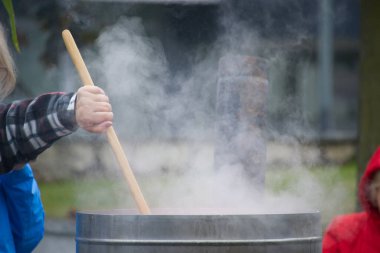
[2,164,44,253]
[0,187,16,253]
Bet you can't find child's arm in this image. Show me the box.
[0,86,112,173]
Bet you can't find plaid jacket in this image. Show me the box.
[0,92,78,173]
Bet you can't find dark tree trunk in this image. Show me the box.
[358,0,380,208]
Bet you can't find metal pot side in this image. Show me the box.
[76,210,321,253]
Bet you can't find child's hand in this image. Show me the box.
[75,86,113,133]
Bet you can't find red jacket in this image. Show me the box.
[323,147,380,253]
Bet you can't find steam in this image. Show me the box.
[86,17,218,141]
[63,2,351,223]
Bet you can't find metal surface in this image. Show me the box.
[76,210,321,253]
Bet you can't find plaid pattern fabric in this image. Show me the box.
[0,92,78,173]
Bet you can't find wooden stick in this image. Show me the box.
[62,29,151,215]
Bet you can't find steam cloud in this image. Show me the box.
[63,2,351,224]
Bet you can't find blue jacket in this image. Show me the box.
[0,164,44,253]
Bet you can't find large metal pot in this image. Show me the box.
[76,210,321,253]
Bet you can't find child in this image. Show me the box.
[323,147,380,253]
[0,23,113,252]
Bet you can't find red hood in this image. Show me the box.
[359,147,380,218]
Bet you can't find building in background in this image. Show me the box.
[4,2,359,252]
[1,0,359,142]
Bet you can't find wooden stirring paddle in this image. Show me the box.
[62,29,151,215]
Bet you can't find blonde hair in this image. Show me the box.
[0,24,16,99]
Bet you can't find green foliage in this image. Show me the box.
[266,163,357,228]
[39,164,357,227]
[1,0,19,52]
[39,179,134,218]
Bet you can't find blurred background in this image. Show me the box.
[1,0,377,252]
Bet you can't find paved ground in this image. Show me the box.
[34,219,75,253]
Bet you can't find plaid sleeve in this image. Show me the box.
[0,92,78,173]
